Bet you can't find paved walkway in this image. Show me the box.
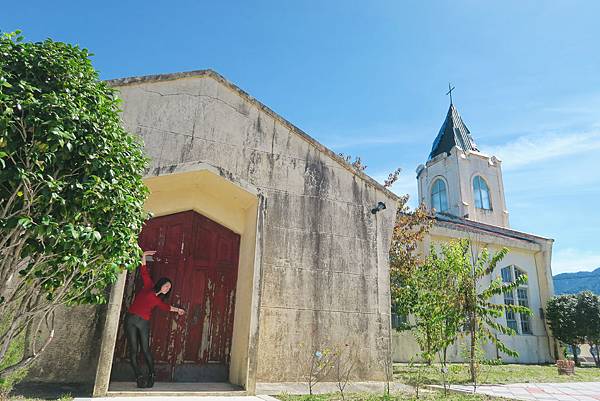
[256,381,412,395]
[449,382,600,401]
[71,381,412,400]
[16,380,411,400]
[74,396,279,401]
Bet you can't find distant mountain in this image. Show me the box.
[553,267,600,295]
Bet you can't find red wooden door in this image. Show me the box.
[112,210,240,382]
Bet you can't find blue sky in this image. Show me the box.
[4,1,600,274]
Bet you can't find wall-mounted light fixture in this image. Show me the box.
[371,201,386,214]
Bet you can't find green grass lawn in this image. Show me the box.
[394,362,600,385]
[277,391,504,401]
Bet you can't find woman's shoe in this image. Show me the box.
[136,375,146,388]
[146,372,155,388]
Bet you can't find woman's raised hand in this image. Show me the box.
[142,250,157,265]
[177,308,186,316]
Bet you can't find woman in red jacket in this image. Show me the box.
[125,250,185,388]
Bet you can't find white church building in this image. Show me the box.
[392,102,557,364]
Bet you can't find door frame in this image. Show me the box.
[93,162,265,396]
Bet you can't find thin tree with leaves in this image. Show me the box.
[405,243,465,366]
[389,198,434,322]
[461,239,532,384]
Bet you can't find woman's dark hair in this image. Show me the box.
[153,277,172,297]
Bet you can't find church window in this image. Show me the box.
[473,175,491,210]
[515,268,525,282]
[431,178,448,212]
[504,291,518,332]
[517,288,532,334]
[501,265,532,335]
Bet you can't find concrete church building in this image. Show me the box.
[24,70,399,396]
[392,103,557,364]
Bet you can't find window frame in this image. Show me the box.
[500,265,532,335]
[473,175,492,210]
[430,177,449,213]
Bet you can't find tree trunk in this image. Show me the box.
[426,331,432,365]
[470,314,477,384]
[443,347,448,367]
[590,343,600,368]
[572,344,579,367]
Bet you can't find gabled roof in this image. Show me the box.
[106,69,400,201]
[429,104,479,160]
[434,212,552,244]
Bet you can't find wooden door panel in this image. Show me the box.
[193,225,214,262]
[111,210,240,382]
[149,219,188,370]
[181,267,209,362]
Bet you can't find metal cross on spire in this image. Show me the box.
[446,83,455,105]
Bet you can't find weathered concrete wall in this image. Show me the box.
[26,71,398,386]
[26,305,107,383]
[112,74,397,382]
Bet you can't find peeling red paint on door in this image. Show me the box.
[112,210,240,382]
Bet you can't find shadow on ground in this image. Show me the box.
[11,382,92,400]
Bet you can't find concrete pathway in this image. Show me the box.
[74,396,280,401]
[72,381,412,399]
[256,381,412,395]
[449,382,600,401]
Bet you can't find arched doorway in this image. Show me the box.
[111,210,240,382]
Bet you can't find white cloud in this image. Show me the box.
[485,131,600,171]
[552,248,600,274]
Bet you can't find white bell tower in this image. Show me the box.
[416,103,510,228]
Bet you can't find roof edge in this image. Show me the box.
[105,69,400,202]
[434,213,554,244]
[105,69,215,87]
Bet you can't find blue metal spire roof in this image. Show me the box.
[429,104,479,160]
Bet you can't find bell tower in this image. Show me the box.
[416,103,510,228]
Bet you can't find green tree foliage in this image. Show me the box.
[547,291,600,367]
[404,243,467,365]
[546,294,582,365]
[397,239,532,384]
[575,291,600,367]
[389,196,433,320]
[0,31,148,380]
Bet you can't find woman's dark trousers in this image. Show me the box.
[125,313,154,379]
